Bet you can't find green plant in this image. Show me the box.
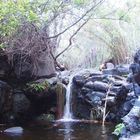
[28,81,49,92]
[112,123,125,136]
[73,0,87,5]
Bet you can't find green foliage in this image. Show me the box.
[0,0,40,37]
[0,43,6,49]
[112,123,125,136]
[36,114,55,121]
[73,0,89,5]
[28,81,49,92]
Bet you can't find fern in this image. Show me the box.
[112,123,125,136]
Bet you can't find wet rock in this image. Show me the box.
[127,73,133,83]
[122,101,133,113]
[113,80,126,86]
[102,69,117,75]
[74,100,91,119]
[102,64,130,76]
[122,97,140,136]
[84,81,95,89]
[126,91,136,101]
[0,80,13,123]
[92,81,109,92]
[134,49,140,63]
[134,84,140,96]
[4,127,23,134]
[116,64,130,76]
[89,71,102,77]
[62,77,69,85]
[81,87,92,95]
[13,92,30,115]
[86,75,104,82]
[73,75,86,87]
[85,91,105,106]
[25,80,66,120]
[102,96,116,107]
[115,85,129,102]
[110,86,122,93]
[122,83,133,93]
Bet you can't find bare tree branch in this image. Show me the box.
[55,17,91,60]
[47,0,105,39]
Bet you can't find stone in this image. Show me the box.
[0,80,13,123]
[85,91,105,106]
[84,81,95,89]
[102,96,116,107]
[13,93,30,114]
[116,64,130,76]
[73,75,86,87]
[86,75,104,82]
[4,127,23,134]
[106,62,115,69]
[102,69,119,75]
[122,97,140,137]
[81,87,92,95]
[134,49,140,63]
[134,84,140,96]
[92,81,109,92]
[111,86,122,93]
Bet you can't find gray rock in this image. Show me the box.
[13,93,30,114]
[86,75,104,82]
[81,87,91,95]
[102,69,119,75]
[92,81,109,92]
[102,96,116,106]
[84,81,94,89]
[73,75,86,87]
[116,64,130,76]
[4,127,23,134]
[122,97,140,136]
[85,91,105,106]
[0,80,13,122]
[111,86,122,93]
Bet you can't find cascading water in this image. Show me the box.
[62,75,74,121]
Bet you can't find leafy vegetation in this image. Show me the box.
[112,123,125,136]
[27,81,49,92]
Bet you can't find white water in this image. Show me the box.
[62,75,74,121]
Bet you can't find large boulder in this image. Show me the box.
[13,91,30,121]
[24,78,66,120]
[121,97,140,138]
[0,80,13,123]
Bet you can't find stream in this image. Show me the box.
[0,122,117,140]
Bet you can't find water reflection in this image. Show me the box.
[63,122,73,140]
[0,122,117,140]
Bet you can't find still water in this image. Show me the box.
[0,122,117,140]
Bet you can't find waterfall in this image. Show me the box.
[62,75,74,121]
